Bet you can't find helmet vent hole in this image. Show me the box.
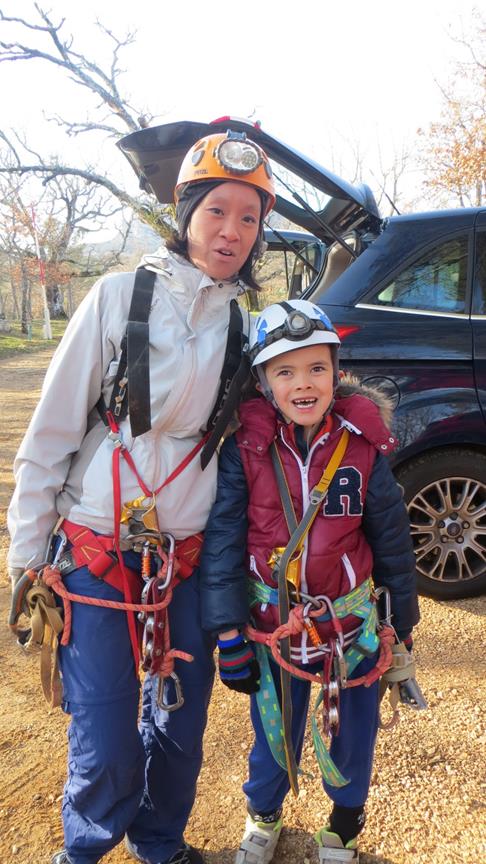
[191,150,204,166]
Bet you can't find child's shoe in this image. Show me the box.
[235,812,283,864]
[314,827,359,862]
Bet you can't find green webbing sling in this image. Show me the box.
[269,428,350,796]
[250,578,379,787]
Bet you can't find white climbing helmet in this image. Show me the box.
[249,299,341,404]
[250,299,340,367]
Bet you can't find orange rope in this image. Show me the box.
[246,607,395,688]
[40,566,193,672]
[344,625,395,689]
[247,607,324,684]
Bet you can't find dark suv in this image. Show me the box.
[119,118,486,600]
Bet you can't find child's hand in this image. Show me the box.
[217,632,260,694]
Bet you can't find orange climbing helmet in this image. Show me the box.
[175,130,276,216]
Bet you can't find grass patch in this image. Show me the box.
[0,320,67,359]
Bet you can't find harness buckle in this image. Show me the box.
[156,671,185,712]
[309,488,324,506]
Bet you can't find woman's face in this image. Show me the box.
[186,181,261,281]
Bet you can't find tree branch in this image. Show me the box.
[0,4,141,132]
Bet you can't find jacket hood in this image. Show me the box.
[138,245,173,272]
[238,373,397,455]
[138,245,249,295]
[335,373,394,428]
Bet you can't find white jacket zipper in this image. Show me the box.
[278,428,331,664]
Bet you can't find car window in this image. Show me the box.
[269,160,332,214]
[473,230,486,314]
[257,231,324,306]
[369,236,469,313]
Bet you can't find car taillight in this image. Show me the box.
[335,325,360,340]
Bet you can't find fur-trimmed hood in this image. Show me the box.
[334,372,394,429]
[237,373,398,457]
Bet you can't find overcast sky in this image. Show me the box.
[0,0,480,208]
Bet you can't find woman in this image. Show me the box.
[7,130,276,864]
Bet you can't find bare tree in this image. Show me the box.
[0,4,170,233]
[0,154,135,319]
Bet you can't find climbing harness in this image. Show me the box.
[244,428,411,792]
[201,298,250,469]
[251,428,351,795]
[10,262,249,709]
[9,425,206,710]
[96,266,248,467]
[248,582,394,789]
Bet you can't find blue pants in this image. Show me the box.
[58,558,215,864]
[243,653,379,816]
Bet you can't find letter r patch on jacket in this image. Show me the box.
[323,467,363,516]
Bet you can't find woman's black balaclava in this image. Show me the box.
[175,179,224,240]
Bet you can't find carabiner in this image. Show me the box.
[333,639,348,688]
[313,594,344,647]
[299,591,323,610]
[156,533,176,590]
[156,671,184,712]
[374,585,392,628]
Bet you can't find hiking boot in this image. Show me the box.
[314,828,359,862]
[235,812,283,864]
[51,852,72,864]
[126,836,204,864]
[164,845,204,864]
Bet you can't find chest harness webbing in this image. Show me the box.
[11,268,248,709]
[246,428,395,793]
[96,266,249,459]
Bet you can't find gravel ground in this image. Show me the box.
[0,349,485,864]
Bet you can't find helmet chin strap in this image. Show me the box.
[255,366,279,408]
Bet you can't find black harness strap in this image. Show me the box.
[200,299,249,471]
[126,268,156,437]
[97,267,156,437]
[98,272,247,451]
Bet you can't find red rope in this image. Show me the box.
[344,625,395,688]
[246,608,395,688]
[41,566,193,673]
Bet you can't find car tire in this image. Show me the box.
[395,449,486,600]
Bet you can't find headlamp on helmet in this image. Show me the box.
[175,130,276,216]
[216,132,263,175]
[250,301,340,366]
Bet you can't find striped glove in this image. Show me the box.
[217,633,260,694]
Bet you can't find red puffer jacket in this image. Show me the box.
[235,389,398,658]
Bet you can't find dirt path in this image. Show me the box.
[0,348,485,864]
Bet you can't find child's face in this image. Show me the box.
[263,343,335,427]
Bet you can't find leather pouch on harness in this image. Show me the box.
[9,569,64,709]
[379,642,427,728]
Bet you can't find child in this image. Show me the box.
[199,299,420,864]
